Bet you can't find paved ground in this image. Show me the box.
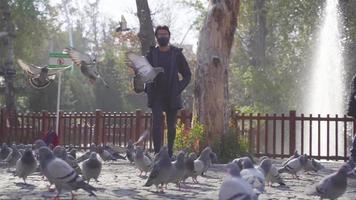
[0,154,356,199]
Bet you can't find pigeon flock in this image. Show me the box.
[0,136,355,199]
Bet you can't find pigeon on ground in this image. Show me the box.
[307,164,350,199]
[33,139,47,150]
[233,157,254,170]
[134,146,153,176]
[219,163,258,200]
[68,148,77,159]
[38,146,96,198]
[82,152,102,183]
[198,146,213,175]
[53,146,82,174]
[0,143,12,160]
[240,158,265,194]
[144,146,172,192]
[258,157,285,186]
[126,140,135,164]
[182,152,197,183]
[97,146,117,162]
[15,149,37,183]
[76,143,97,163]
[65,47,109,87]
[278,154,308,178]
[103,145,126,160]
[0,144,21,168]
[304,158,325,172]
[282,150,300,166]
[167,151,186,189]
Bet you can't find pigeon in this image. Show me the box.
[278,154,308,178]
[167,150,186,189]
[53,146,82,174]
[258,157,285,186]
[76,143,97,163]
[182,152,197,183]
[17,59,67,89]
[144,146,172,192]
[282,150,300,166]
[233,157,254,170]
[0,144,21,168]
[38,146,96,198]
[304,158,325,172]
[126,52,164,84]
[197,146,213,175]
[115,15,130,32]
[68,148,77,159]
[97,146,117,162]
[134,146,153,176]
[126,140,135,163]
[82,152,102,183]
[33,139,47,150]
[219,163,258,200]
[0,143,12,160]
[240,158,265,194]
[15,149,37,183]
[307,164,350,199]
[65,47,109,87]
[103,145,126,160]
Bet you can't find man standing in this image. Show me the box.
[145,25,191,158]
[347,74,356,162]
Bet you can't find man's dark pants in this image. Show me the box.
[151,99,178,157]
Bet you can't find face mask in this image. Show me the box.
[157,37,169,46]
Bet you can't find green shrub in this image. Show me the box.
[174,117,205,154]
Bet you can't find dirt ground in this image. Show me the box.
[0,154,356,200]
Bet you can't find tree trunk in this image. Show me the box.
[0,0,16,112]
[250,0,267,67]
[135,0,155,55]
[193,0,240,144]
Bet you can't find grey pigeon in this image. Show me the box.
[182,152,197,183]
[240,158,265,194]
[304,158,325,172]
[38,147,96,198]
[82,152,102,183]
[233,157,254,170]
[258,158,285,186]
[219,163,258,200]
[0,144,21,168]
[76,143,97,163]
[103,145,126,160]
[197,146,213,175]
[68,148,77,159]
[282,150,300,166]
[144,146,172,192]
[134,146,153,176]
[307,164,350,199]
[33,139,47,150]
[167,151,186,189]
[0,143,12,160]
[278,154,308,178]
[97,146,117,162]
[15,149,37,183]
[65,48,109,87]
[53,146,81,174]
[126,140,135,163]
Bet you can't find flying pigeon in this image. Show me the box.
[64,47,109,87]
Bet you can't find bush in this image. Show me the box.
[174,117,205,154]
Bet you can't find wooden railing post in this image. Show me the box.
[58,111,64,145]
[42,110,49,136]
[95,109,104,145]
[289,110,296,156]
[135,109,142,141]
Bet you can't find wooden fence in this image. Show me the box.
[1,109,355,160]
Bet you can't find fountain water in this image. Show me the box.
[303,0,346,156]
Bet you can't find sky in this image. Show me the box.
[49,0,202,51]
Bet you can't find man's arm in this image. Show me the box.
[177,51,192,93]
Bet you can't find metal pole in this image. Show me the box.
[55,72,62,134]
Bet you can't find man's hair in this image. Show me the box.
[154,25,170,37]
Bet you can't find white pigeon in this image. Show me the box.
[38,147,96,198]
[82,152,102,183]
[307,164,350,199]
[240,158,265,194]
[219,163,258,200]
[126,52,164,83]
[15,149,37,183]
